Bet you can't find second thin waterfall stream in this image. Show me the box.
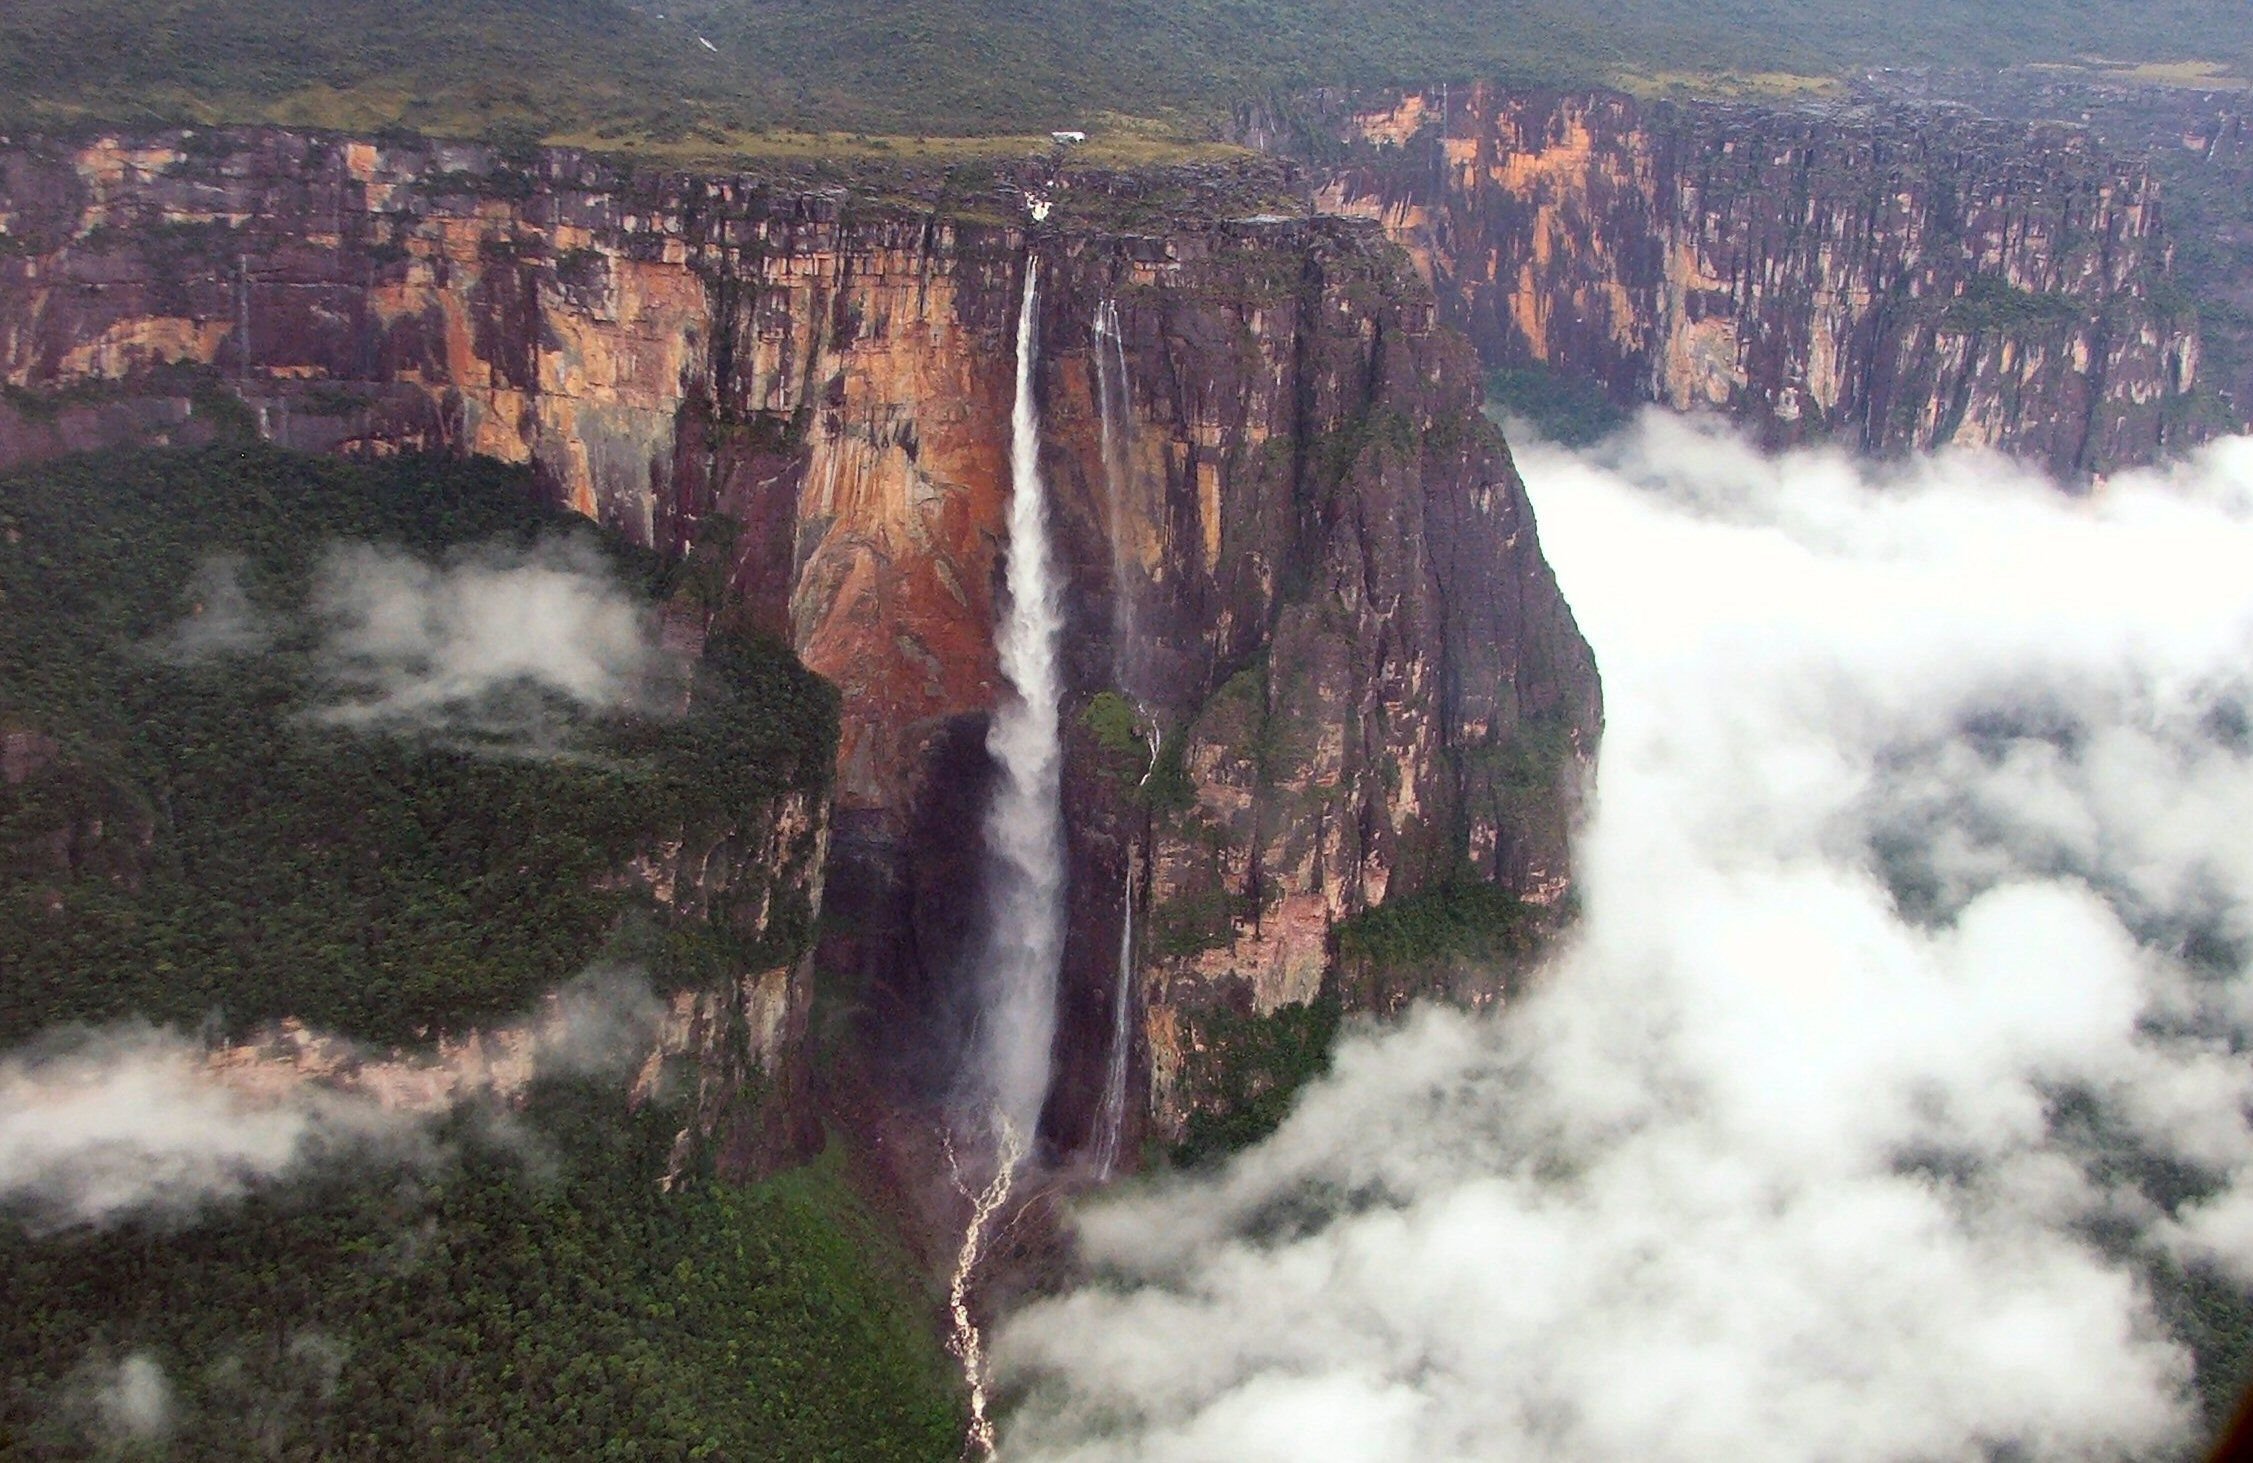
[1090,296,1138,1180]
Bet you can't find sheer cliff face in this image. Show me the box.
[1036,236,1598,1150]
[1306,87,2207,477]
[0,130,1601,1155]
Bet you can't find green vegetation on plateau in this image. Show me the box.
[0,1083,961,1459]
[0,443,835,1044]
[0,0,2243,143]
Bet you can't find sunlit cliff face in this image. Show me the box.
[997,416,2253,1462]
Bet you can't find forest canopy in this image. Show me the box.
[0,0,2244,143]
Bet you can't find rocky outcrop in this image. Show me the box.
[1032,237,1597,1151]
[1291,85,2208,477]
[0,128,1600,1161]
[619,783,832,1178]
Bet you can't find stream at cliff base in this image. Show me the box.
[993,415,2253,1462]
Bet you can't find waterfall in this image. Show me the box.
[945,258,1067,1460]
[235,255,250,381]
[1089,297,1140,1180]
[1090,848,1137,1179]
[969,263,1068,1154]
[1093,298,1133,656]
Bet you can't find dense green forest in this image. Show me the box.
[0,443,834,1043]
[0,1082,962,1458]
[0,443,960,1456]
[0,0,2244,141]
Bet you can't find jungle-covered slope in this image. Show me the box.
[0,442,832,1043]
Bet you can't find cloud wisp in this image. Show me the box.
[157,553,272,662]
[87,1352,175,1445]
[309,539,668,749]
[995,418,2253,1461]
[0,967,666,1231]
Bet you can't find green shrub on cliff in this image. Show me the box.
[1938,276,2088,334]
[1081,690,1144,760]
[1173,992,1345,1166]
[1483,364,1631,447]
[1335,880,1542,971]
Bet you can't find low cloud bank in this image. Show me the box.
[153,537,671,751]
[997,419,2253,1461]
[0,968,664,1230]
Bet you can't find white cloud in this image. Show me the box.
[996,419,2253,1460]
[91,1352,174,1443]
[0,1025,421,1230]
[310,539,666,745]
[0,968,665,1229]
[160,553,271,661]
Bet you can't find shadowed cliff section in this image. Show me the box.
[1286,85,2213,477]
[0,127,1599,1164]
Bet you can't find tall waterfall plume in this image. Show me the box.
[968,262,1069,1154]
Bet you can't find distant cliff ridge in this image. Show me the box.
[1286,85,2210,476]
[0,130,1599,1158]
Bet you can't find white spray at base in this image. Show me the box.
[1090,297,1140,1180]
[947,260,1068,1456]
